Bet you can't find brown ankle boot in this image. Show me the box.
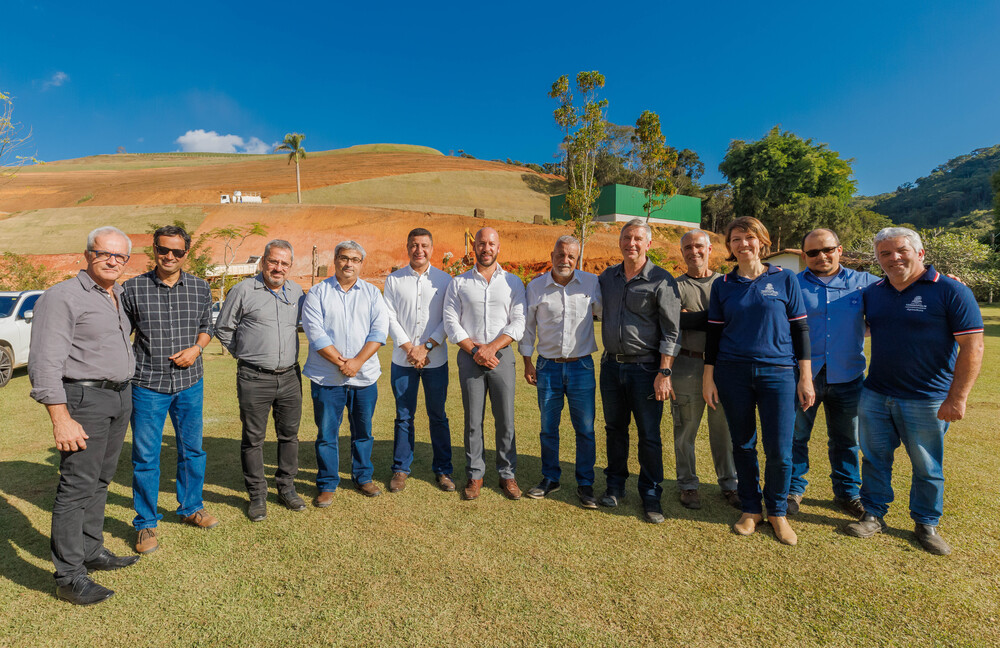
[770,515,798,546]
[733,512,763,536]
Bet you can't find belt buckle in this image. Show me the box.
[614,354,626,363]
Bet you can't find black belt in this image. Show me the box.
[238,360,297,375]
[603,352,658,364]
[542,356,582,363]
[63,378,131,392]
[678,349,704,360]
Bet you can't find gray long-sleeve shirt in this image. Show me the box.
[214,274,304,370]
[28,270,135,405]
[598,260,681,359]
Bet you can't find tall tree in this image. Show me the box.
[275,133,307,203]
[631,110,678,223]
[549,71,608,266]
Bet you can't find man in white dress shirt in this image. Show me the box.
[383,228,455,493]
[521,236,602,508]
[443,227,526,501]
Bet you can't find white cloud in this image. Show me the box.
[175,129,273,154]
[41,71,70,90]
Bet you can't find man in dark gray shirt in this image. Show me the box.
[598,218,681,524]
[215,240,306,521]
[28,226,140,605]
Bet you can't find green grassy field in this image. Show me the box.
[269,170,566,223]
[1,314,998,647]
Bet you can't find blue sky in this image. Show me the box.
[3,0,998,196]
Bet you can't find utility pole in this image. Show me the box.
[311,245,317,287]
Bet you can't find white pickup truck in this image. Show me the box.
[0,290,44,387]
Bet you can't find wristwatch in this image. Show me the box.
[424,341,434,351]
[658,368,672,377]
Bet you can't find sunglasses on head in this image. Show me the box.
[155,245,187,258]
[804,246,838,258]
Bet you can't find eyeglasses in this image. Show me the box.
[265,259,292,269]
[88,249,131,264]
[154,245,187,258]
[804,246,838,258]
[336,255,363,264]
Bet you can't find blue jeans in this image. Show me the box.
[131,380,206,530]
[312,382,378,491]
[714,362,797,516]
[536,356,596,486]
[600,358,664,509]
[790,369,863,499]
[858,387,948,525]
[390,363,452,475]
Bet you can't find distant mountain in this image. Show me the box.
[867,144,999,228]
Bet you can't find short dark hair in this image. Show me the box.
[801,228,841,250]
[154,225,191,251]
[408,227,433,244]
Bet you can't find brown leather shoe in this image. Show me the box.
[463,478,483,500]
[181,508,219,529]
[436,474,456,492]
[733,512,764,536]
[356,481,381,497]
[770,515,798,546]
[722,489,741,509]
[679,489,702,510]
[499,477,521,500]
[389,472,408,493]
[135,528,158,554]
[314,491,334,508]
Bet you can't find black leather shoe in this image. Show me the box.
[643,508,665,524]
[526,478,561,499]
[248,498,267,522]
[599,490,624,508]
[844,512,887,538]
[278,490,307,512]
[577,486,598,509]
[84,548,140,573]
[834,496,866,519]
[56,576,114,605]
[914,524,951,555]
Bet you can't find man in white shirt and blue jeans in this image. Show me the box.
[520,236,602,508]
[383,228,454,493]
[443,227,526,501]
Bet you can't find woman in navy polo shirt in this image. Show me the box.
[703,217,815,545]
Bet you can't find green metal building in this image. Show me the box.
[550,184,701,227]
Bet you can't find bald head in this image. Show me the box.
[474,227,500,269]
[802,228,840,249]
[802,228,843,277]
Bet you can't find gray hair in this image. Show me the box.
[263,239,294,261]
[874,227,923,254]
[680,229,710,245]
[621,218,652,242]
[334,240,366,261]
[554,235,581,250]
[87,226,132,254]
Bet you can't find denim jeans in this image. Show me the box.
[312,382,378,491]
[535,356,596,486]
[714,361,797,516]
[790,369,863,499]
[600,358,664,509]
[858,387,948,525]
[390,363,452,475]
[131,380,206,530]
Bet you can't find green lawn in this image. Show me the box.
[1,313,998,647]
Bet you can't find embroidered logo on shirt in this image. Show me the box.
[760,283,779,297]
[905,296,926,312]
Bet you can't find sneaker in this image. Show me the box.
[834,496,865,518]
[278,490,306,512]
[599,490,623,508]
[135,528,158,554]
[679,489,702,510]
[577,486,598,509]
[786,493,803,516]
[247,498,267,522]
[914,524,951,555]
[526,478,560,499]
[389,472,408,493]
[844,512,887,538]
[181,509,220,529]
[721,489,741,509]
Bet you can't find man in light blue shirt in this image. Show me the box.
[301,240,388,505]
[788,229,879,518]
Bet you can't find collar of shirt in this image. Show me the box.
[875,264,940,293]
[801,265,850,289]
[542,270,581,290]
[76,269,124,296]
[725,263,783,283]
[253,273,291,303]
[149,269,188,287]
[612,259,656,282]
[471,265,508,283]
[334,279,362,294]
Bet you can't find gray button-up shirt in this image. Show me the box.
[214,274,304,370]
[28,270,135,405]
[598,260,681,358]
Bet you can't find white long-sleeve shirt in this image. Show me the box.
[443,266,525,347]
[383,264,452,368]
[520,270,602,359]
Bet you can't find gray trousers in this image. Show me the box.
[670,355,737,491]
[236,364,302,499]
[52,383,131,586]
[457,348,517,480]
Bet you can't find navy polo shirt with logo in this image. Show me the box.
[708,264,807,366]
[863,265,984,400]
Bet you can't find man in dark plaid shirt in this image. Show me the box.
[122,225,218,555]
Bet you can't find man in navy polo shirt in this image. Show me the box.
[787,229,879,518]
[846,227,984,555]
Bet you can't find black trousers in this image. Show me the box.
[236,364,302,499]
[52,383,131,586]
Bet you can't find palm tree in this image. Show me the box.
[275,133,306,203]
